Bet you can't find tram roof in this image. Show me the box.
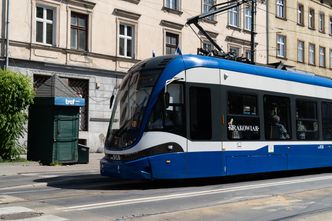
[163,54,332,89]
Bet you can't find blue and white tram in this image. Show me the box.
[101,54,332,180]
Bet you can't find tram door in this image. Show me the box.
[185,68,223,177]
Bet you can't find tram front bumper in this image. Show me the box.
[100,157,152,180]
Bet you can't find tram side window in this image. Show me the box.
[322,102,332,140]
[296,100,318,140]
[264,95,291,140]
[189,87,212,140]
[227,92,260,140]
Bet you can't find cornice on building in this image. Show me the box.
[161,7,183,16]
[160,20,184,30]
[6,39,140,66]
[113,8,141,20]
[66,0,95,10]
[225,36,258,47]
[198,30,218,39]
[120,0,140,4]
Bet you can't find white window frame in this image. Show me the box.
[309,43,315,65]
[319,12,325,32]
[244,48,252,61]
[118,23,135,58]
[165,0,179,10]
[297,4,304,25]
[297,40,304,63]
[228,45,241,57]
[228,6,240,27]
[319,46,326,67]
[35,5,55,45]
[309,8,315,29]
[202,0,215,21]
[244,5,252,31]
[276,34,286,58]
[202,40,214,52]
[276,0,285,18]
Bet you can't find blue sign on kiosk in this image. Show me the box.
[54,97,85,107]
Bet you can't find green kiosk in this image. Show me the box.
[28,75,86,165]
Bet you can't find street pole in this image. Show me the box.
[250,0,256,64]
[5,0,10,69]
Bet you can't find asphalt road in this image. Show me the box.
[2,168,332,220]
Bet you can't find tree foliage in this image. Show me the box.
[0,69,35,160]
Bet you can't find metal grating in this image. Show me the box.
[68,78,89,131]
[33,74,51,89]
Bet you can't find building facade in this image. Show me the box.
[0,0,266,151]
[267,0,332,76]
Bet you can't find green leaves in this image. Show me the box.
[0,69,35,160]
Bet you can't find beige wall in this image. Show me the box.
[2,0,267,70]
[267,0,332,77]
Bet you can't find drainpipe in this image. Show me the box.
[5,0,10,69]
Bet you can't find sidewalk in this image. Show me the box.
[0,153,104,176]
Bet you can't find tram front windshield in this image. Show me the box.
[105,69,162,149]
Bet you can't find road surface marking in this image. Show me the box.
[0,188,57,195]
[0,195,24,203]
[0,207,67,221]
[0,206,33,215]
[0,183,48,191]
[63,175,332,211]
[13,215,68,221]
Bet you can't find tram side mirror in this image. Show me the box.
[109,95,115,109]
[164,92,170,108]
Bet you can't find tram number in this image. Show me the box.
[109,154,121,160]
[318,145,324,150]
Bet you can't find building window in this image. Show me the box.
[244,5,252,30]
[165,32,179,55]
[297,40,304,63]
[276,0,285,19]
[244,48,251,61]
[329,17,332,35]
[227,92,260,140]
[297,4,304,25]
[276,34,286,58]
[119,24,134,58]
[330,49,332,68]
[309,8,315,29]
[36,6,54,45]
[319,46,326,67]
[319,12,325,33]
[165,0,179,10]
[71,12,88,51]
[202,41,213,51]
[309,43,315,65]
[202,0,215,21]
[229,46,240,57]
[228,6,240,27]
